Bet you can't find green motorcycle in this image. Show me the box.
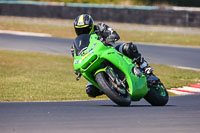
[73,34,168,106]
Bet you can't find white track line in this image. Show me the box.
[0,30,52,37]
[173,66,200,72]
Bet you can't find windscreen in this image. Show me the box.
[73,34,90,56]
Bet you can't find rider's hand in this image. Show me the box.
[105,34,117,44]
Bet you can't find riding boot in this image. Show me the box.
[135,56,154,75]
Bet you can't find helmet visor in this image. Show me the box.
[75,26,92,36]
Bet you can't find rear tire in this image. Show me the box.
[95,72,131,106]
[145,82,168,106]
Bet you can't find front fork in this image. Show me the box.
[105,66,128,95]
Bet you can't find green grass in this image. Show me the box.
[0,16,76,38]
[118,29,200,47]
[151,64,200,89]
[0,50,106,101]
[1,16,200,47]
[0,50,200,101]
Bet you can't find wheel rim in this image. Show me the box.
[156,84,167,96]
[103,72,129,98]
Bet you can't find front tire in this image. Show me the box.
[95,72,131,106]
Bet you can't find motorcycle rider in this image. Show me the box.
[71,14,153,98]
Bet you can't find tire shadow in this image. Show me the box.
[99,104,176,107]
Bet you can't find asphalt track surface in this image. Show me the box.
[1,95,200,133]
[0,34,200,69]
[1,34,200,133]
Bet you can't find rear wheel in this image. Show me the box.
[145,82,168,106]
[95,72,131,106]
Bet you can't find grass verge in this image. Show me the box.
[1,50,200,101]
[1,16,200,47]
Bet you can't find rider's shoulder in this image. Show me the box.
[96,23,109,27]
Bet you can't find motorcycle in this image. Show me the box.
[73,34,168,106]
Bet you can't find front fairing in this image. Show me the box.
[73,34,106,87]
[73,34,105,72]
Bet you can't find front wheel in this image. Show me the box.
[95,72,131,106]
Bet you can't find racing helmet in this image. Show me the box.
[74,14,94,36]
